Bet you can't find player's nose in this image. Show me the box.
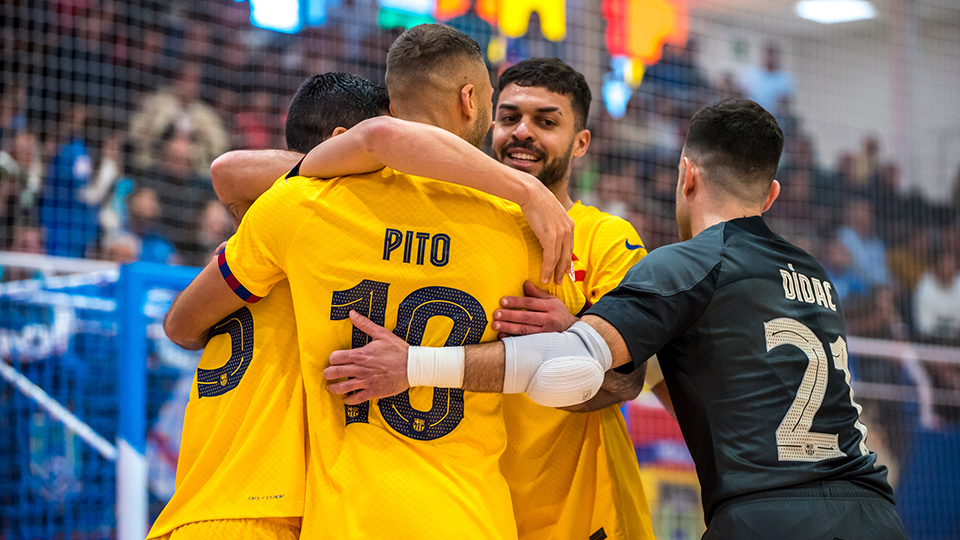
[512,120,534,140]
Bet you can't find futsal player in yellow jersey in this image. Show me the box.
[499,205,650,540]
[222,165,583,539]
[489,59,654,540]
[148,280,304,540]
[148,73,390,540]
[164,26,584,540]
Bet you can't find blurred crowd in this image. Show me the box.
[0,0,399,267]
[2,2,960,395]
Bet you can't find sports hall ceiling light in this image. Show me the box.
[795,0,877,24]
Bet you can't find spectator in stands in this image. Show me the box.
[846,284,908,341]
[764,166,829,238]
[0,81,28,145]
[600,95,656,158]
[868,162,908,243]
[594,153,639,219]
[852,135,881,191]
[195,199,234,264]
[941,222,960,255]
[124,187,176,265]
[780,134,834,212]
[9,222,43,256]
[137,134,214,265]
[643,38,709,106]
[836,151,858,192]
[837,197,892,289]
[0,130,41,248]
[914,248,960,345]
[39,102,101,258]
[887,224,931,298]
[716,71,744,100]
[128,62,228,177]
[953,164,960,215]
[823,234,870,304]
[649,93,683,157]
[101,232,141,264]
[638,157,680,249]
[235,90,277,150]
[2,223,45,281]
[739,42,795,117]
[120,20,169,107]
[773,95,800,140]
[913,234,960,426]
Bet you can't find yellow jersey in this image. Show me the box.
[223,165,585,540]
[147,279,305,539]
[501,201,654,540]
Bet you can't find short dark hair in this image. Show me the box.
[498,58,592,131]
[285,72,390,153]
[684,98,783,201]
[385,24,484,87]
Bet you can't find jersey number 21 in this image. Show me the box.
[765,317,869,462]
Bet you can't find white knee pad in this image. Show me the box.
[503,321,613,407]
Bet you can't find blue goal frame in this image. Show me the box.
[116,262,200,540]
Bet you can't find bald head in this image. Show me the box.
[385,24,491,147]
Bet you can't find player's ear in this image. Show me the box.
[682,156,698,197]
[762,179,781,212]
[460,83,477,120]
[572,129,591,158]
[330,126,348,138]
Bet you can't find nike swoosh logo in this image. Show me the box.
[625,240,643,250]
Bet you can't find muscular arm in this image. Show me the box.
[210,149,303,225]
[558,367,646,412]
[466,314,635,397]
[163,256,246,350]
[301,116,573,284]
[301,116,543,203]
[325,313,634,406]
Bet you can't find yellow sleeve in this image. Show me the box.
[582,215,646,304]
[222,175,310,301]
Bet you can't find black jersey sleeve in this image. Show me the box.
[587,232,722,373]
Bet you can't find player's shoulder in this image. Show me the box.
[719,217,808,266]
[240,169,320,229]
[621,231,721,294]
[571,201,638,233]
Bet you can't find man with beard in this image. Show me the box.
[328,99,908,540]
[164,24,584,539]
[483,58,654,540]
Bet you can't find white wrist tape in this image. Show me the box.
[407,346,465,388]
[502,321,613,407]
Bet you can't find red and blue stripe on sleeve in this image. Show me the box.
[218,249,263,303]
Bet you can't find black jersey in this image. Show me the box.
[588,216,893,523]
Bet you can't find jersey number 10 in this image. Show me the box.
[331,279,488,441]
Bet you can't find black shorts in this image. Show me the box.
[703,481,907,540]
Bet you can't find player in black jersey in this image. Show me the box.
[326,98,908,540]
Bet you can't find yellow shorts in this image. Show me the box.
[156,517,301,540]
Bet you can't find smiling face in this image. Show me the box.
[492,83,588,188]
